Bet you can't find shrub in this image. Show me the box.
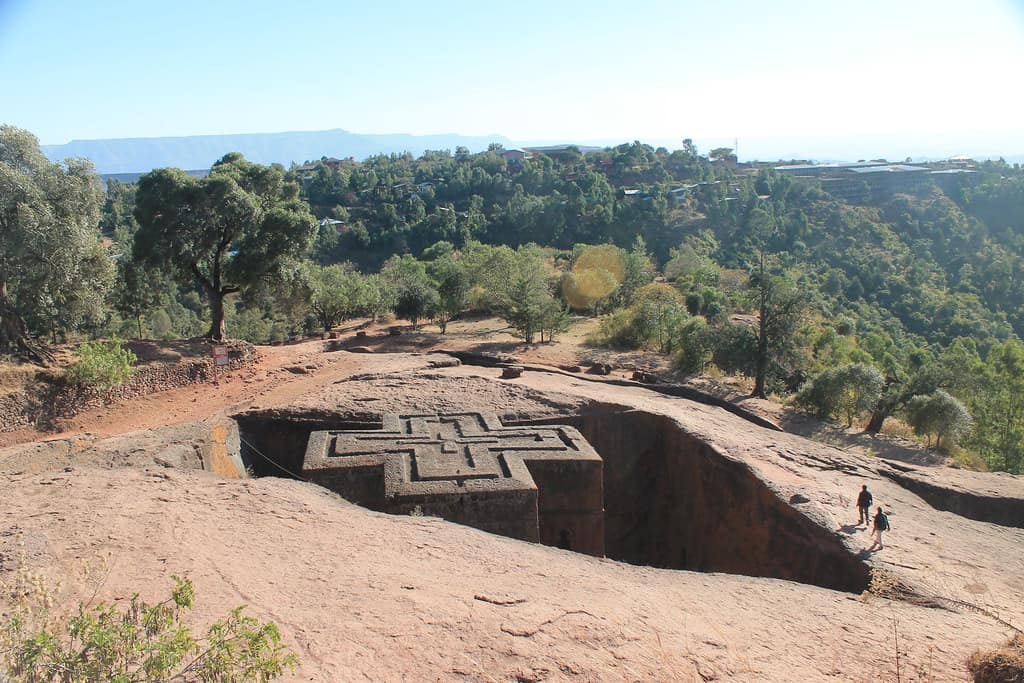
[632,285,689,353]
[1,576,298,682]
[588,308,642,349]
[673,317,715,375]
[588,286,689,352]
[64,339,136,391]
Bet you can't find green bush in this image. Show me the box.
[673,317,715,375]
[64,339,137,391]
[1,576,297,682]
[710,323,758,376]
[796,362,885,426]
[588,308,642,349]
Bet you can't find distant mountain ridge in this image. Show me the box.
[41,128,514,174]
[40,128,1024,175]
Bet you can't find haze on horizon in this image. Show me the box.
[2,0,1023,161]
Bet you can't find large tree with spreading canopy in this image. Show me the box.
[133,153,317,340]
[0,126,109,361]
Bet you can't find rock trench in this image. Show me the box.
[235,406,872,594]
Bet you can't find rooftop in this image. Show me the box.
[846,164,929,174]
[774,161,887,171]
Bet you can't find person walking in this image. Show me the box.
[867,506,890,551]
[856,485,873,526]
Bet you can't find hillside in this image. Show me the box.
[82,140,1024,474]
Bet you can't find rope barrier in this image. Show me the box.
[236,434,308,481]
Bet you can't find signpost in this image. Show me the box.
[211,345,229,383]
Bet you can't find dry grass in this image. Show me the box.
[0,362,43,397]
[967,634,1024,682]
[879,418,918,441]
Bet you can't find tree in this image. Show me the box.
[562,244,624,312]
[538,297,570,343]
[133,153,317,340]
[796,363,885,427]
[750,265,810,398]
[105,180,169,340]
[361,273,393,323]
[865,338,981,433]
[619,236,656,306]
[394,282,438,329]
[966,340,1024,473]
[631,284,689,353]
[709,147,734,161]
[428,255,468,333]
[382,254,437,329]
[308,264,366,332]
[743,207,811,398]
[905,389,973,449]
[0,126,109,361]
[112,256,166,339]
[493,247,557,343]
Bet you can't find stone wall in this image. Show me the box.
[1,343,255,432]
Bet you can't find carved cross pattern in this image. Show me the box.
[327,413,573,484]
[302,412,605,556]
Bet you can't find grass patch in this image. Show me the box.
[968,634,1024,683]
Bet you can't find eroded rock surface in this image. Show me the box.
[2,352,1023,681]
[0,468,1011,682]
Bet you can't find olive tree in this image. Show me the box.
[796,362,885,427]
[905,389,973,449]
[308,264,367,332]
[133,153,317,340]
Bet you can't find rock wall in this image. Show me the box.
[0,392,32,432]
[519,410,872,593]
[0,415,245,477]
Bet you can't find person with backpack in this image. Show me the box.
[855,485,873,526]
[868,506,890,551]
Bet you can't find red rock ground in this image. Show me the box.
[2,318,1022,681]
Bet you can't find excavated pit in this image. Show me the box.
[235,408,870,593]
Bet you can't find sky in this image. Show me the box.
[1,0,1023,159]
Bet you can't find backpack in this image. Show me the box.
[878,513,890,531]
